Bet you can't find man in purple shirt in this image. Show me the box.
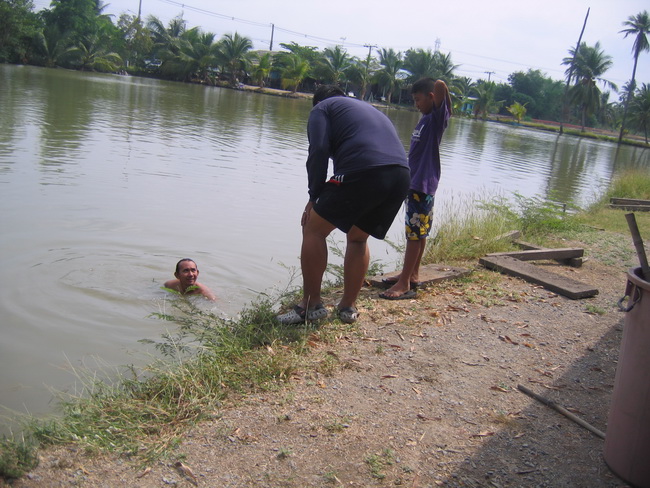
[277,85,410,325]
[380,78,451,300]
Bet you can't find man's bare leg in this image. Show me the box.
[299,209,335,310]
[382,238,427,298]
[338,225,370,309]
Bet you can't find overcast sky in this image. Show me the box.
[34,0,650,91]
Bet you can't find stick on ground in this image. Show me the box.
[517,384,605,439]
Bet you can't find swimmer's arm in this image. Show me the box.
[163,279,181,292]
[197,283,217,301]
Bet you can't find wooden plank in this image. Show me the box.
[479,255,598,299]
[512,241,584,268]
[487,248,583,261]
[609,204,650,212]
[369,264,470,289]
[610,197,650,206]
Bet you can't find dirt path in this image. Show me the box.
[5,255,636,487]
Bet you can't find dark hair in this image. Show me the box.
[313,84,346,106]
[175,258,197,274]
[411,77,436,95]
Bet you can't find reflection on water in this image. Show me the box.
[0,64,648,427]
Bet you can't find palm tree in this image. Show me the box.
[317,45,351,85]
[279,53,310,93]
[251,52,272,87]
[33,24,73,68]
[629,83,650,143]
[66,32,122,71]
[433,52,457,83]
[217,32,253,85]
[471,81,502,119]
[596,91,617,129]
[174,29,220,84]
[403,48,437,82]
[347,54,376,100]
[562,41,616,131]
[146,14,186,62]
[375,47,403,103]
[403,49,457,85]
[450,76,473,114]
[618,10,650,142]
[507,101,528,124]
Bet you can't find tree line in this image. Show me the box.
[1,0,649,141]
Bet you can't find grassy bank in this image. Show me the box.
[2,169,650,480]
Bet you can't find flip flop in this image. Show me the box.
[378,289,417,300]
[381,277,421,290]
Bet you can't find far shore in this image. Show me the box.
[222,80,648,148]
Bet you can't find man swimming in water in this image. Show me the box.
[164,258,216,300]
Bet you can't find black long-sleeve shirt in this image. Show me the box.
[306,96,408,201]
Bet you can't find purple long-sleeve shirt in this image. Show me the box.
[408,99,450,195]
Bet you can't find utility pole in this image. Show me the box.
[560,8,589,135]
[484,71,495,82]
[269,23,274,51]
[137,0,142,21]
[363,43,377,59]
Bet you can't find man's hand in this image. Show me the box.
[301,201,314,227]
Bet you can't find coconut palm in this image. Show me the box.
[471,81,503,119]
[33,24,74,68]
[316,45,351,85]
[562,41,616,131]
[618,10,650,142]
[251,52,272,87]
[629,83,650,143]
[172,29,220,84]
[278,53,310,93]
[403,48,437,83]
[146,14,186,63]
[507,101,528,124]
[375,47,404,103]
[217,32,253,85]
[347,54,376,100]
[403,49,457,85]
[66,32,122,71]
[433,52,458,83]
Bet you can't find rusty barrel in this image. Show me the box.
[604,267,650,487]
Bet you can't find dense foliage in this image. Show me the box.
[1,0,649,137]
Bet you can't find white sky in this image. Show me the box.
[34,0,650,91]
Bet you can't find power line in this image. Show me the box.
[158,0,367,49]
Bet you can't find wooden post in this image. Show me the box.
[625,213,650,280]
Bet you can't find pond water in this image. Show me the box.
[1,64,648,426]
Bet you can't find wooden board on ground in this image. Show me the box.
[512,241,584,268]
[369,264,470,289]
[609,204,650,212]
[479,255,598,299]
[487,248,583,261]
[609,197,650,212]
[610,197,650,206]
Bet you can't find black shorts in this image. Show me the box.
[313,165,410,239]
